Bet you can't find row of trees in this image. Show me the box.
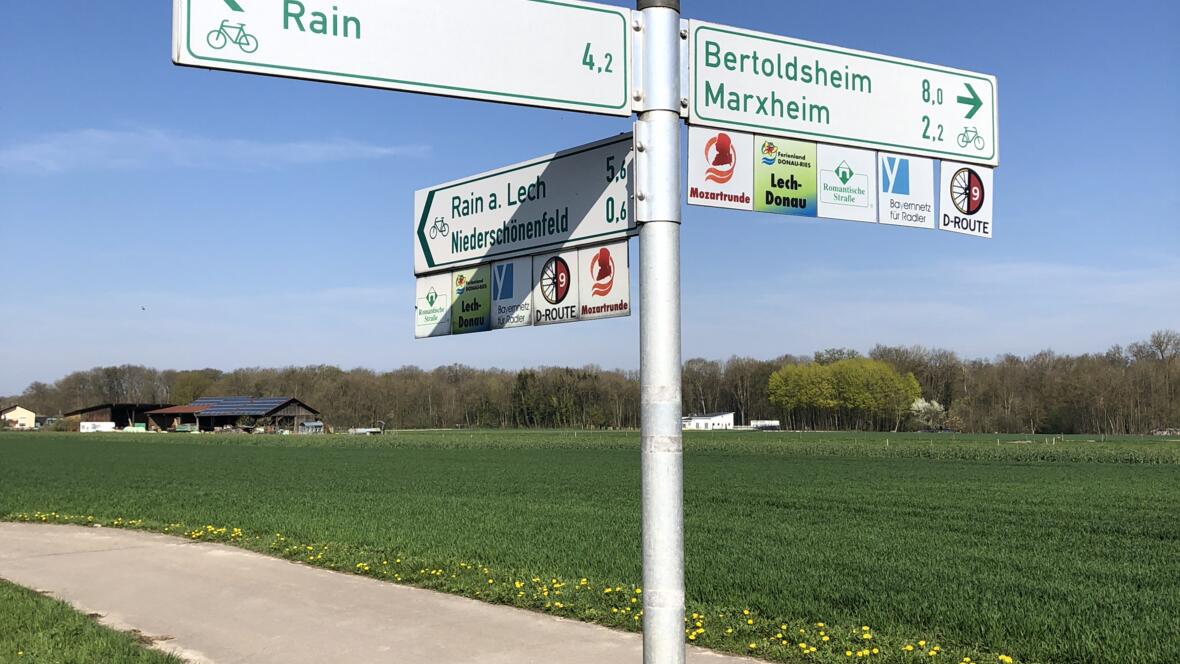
[768,358,921,431]
[4,331,1177,434]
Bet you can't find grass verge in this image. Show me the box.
[0,578,180,664]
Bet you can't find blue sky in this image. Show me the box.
[1,0,1177,394]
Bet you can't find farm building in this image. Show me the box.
[146,397,320,433]
[1,404,36,430]
[145,405,208,432]
[682,412,735,430]
[34,416,59,429]
[64,403,170,430]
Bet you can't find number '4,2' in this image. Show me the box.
[582,43,613,74]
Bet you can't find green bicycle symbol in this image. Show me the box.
[956,126,986,151]
[207,20,259,53]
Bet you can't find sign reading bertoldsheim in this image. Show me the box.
[174,0,631,116]
[688,21,998,166]
[414,135,634,275]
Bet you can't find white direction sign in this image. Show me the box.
[414,135,634,275]
[173,0,631,116]
[688,20,999,166]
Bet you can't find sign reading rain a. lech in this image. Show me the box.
[689,20,998,166]
[174,0,631,116]
[414,135,634,275]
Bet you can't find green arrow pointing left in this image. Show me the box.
[957,83,982,120]
[222,0,244,11]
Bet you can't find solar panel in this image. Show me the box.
[190,396,294,416]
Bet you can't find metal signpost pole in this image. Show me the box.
[636,1,683,663]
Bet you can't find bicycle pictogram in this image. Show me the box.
[429,217,450,239]
[207,20,259,53]
[957,126,986,151]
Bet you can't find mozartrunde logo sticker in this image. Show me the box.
[588,246,615,296]
[688,127,753,211]
[578,242,630,321]
[704,132,736,184]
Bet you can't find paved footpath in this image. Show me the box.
[0,523,753,664]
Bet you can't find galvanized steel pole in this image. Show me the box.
[636,1,683,663]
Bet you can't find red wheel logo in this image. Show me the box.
[540,256,571,305]
[950,168,985,215]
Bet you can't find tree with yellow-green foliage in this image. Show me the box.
[768,358,920,431]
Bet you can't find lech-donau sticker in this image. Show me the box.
[531,251,580,326]
[687,127,753,211]
[878,153,935,229]
[414,272,452,338]
[451,264,491,334]
[939,162,993,239]
[754,136,816,217]
[490,256,533,330]
[817,144,876,223]
[577,241,631,321]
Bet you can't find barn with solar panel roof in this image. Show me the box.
[147,397,320,433]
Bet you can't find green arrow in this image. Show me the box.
[222,0,244,11]
[957,83,982,120]
[418,190,437,268]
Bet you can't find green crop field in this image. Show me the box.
[1,431,1178,664]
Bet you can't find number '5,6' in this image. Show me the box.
[605,155,627,183]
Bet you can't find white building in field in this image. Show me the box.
[682,412,735,430]
[1,405,36,430]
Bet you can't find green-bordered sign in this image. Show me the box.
[173,0,631,116]
[414,135,634,275]
[689,20,999,166]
